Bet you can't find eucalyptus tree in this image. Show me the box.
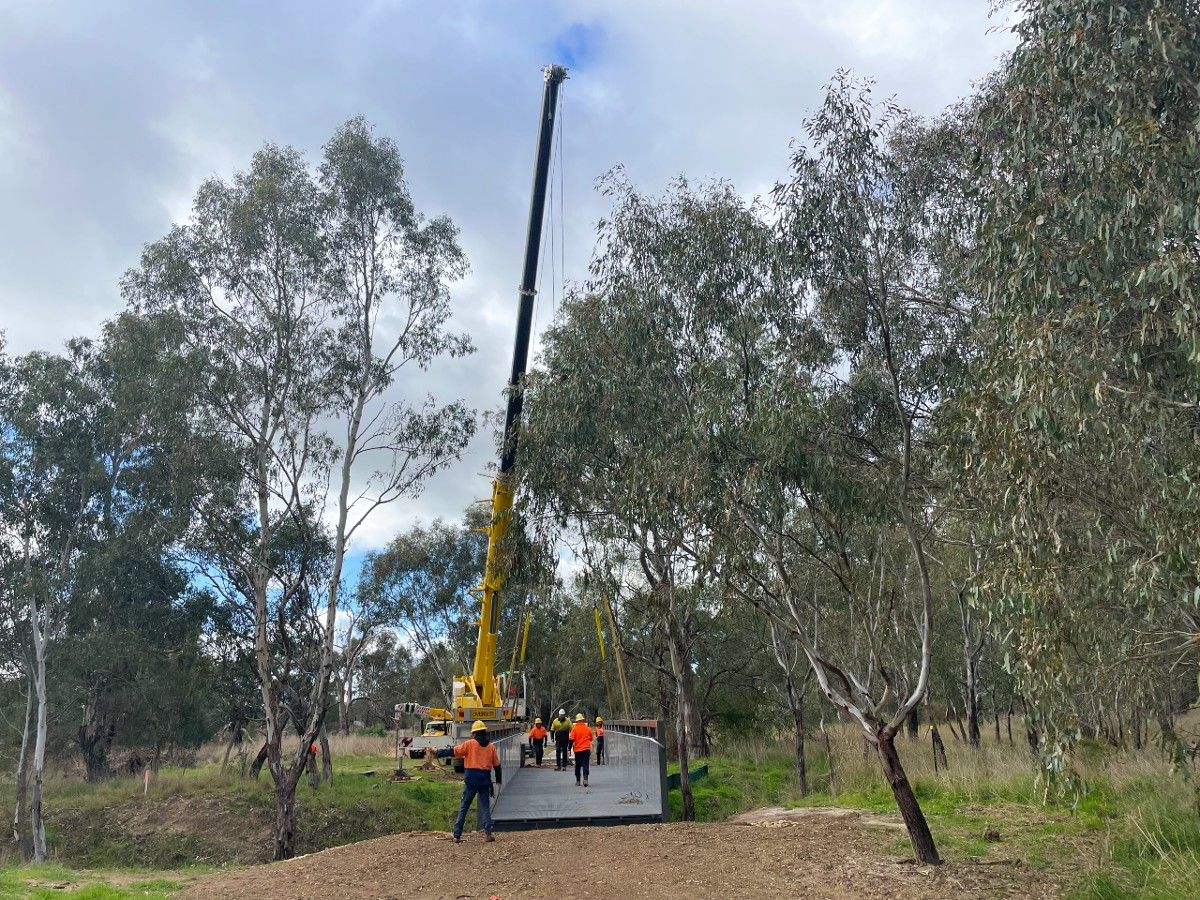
[0,335,34,861]
[519,174,777,818]
[352,632,416,727]
[706,76,974,864]
[360,516,486,709]
[333,591,388,736]
[0,311,203,860]
[124,119,473,859]
[766,619,813,794]
[965,0,1200,763]
[319,116,474,734]
[1,346,104,861]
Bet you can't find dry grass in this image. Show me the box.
[733,720,1173,801]
[192,730,411,768]
[724,722,1199,898]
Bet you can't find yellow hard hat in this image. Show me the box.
[575,713,585,722]
[596,716,603,723]
[471,721,489,733]
[534,717,543,724]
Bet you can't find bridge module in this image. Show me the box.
[488,720,669,830]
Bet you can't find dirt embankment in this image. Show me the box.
[180,815,1059,900]
[52,792,275,867]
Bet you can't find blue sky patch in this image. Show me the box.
[551,22,602,71]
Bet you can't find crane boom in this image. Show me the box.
[456,64,567,720]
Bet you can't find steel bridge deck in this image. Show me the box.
[490,722,668,830]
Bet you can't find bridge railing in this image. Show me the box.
[604,719,669,822]
[488,722,525,804]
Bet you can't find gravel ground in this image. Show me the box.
[179,814,1060,900]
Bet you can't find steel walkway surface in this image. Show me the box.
[490,722,668,830]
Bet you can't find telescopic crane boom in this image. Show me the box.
[456,64,567,721]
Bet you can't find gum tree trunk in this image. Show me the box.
[78,697,115,782]
[12,675,33,860]
[964,664,981,749]
[877,731,940,864]
[672,629,707,760]
[319,723,333,784]
[249,742,268,779]
[274,772,301,861]
[769,621,808,794]
[30,641,48,862]
[666,614,696,821]
[905,706,919,739]
[782,665,809,795]
[28,590,49,863]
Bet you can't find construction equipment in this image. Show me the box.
[397,64,567,740]
[600,593,635,720]
[593,604,617,716]
[401,711,453,760]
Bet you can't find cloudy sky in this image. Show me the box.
[0,0,1014,554]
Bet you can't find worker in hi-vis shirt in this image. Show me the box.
[549,709,572,771]
[569,713,594,787]
[437,721,502,843]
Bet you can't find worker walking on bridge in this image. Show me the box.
[436,721,502,843]
[528,717,548,767]
[570,713,594,787]
[550,709,572,771]
[595,716,606,765]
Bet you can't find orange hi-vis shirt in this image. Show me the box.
[453,738,501,772]
[529,725,548,741]
[569,722,594,752]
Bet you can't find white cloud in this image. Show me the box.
[0,0,1015,552]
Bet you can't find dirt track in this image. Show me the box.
[179,814,1059,900]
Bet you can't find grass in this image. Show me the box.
[665,726,1200,898]
[0,863,186,899]
[6,728,1200,897]
[1,734,465,869]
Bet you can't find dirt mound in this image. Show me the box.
[180,818,1058,900]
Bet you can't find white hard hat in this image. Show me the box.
[558,708,565,715]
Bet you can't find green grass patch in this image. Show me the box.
[0,864,187,899]
[1069,793,1200,899]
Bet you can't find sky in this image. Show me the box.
[0,0,1015,558]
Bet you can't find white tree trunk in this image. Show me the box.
[12,671,33,858]
[29,600,49,862]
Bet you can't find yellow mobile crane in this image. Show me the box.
[398,64,567,749]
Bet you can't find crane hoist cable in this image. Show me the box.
[534,87,567,335]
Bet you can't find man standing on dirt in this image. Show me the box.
[435,721,502,843]
[528,717,549,767]
[569,713,594,787]
[550,709,572,771]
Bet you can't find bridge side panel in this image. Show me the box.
[489,723,525,805]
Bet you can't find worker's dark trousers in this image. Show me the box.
[453,782,493,838]
[574,749,591,784]
[596,736,605,764]
[531,738,545,766]
[555,737,569,769]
